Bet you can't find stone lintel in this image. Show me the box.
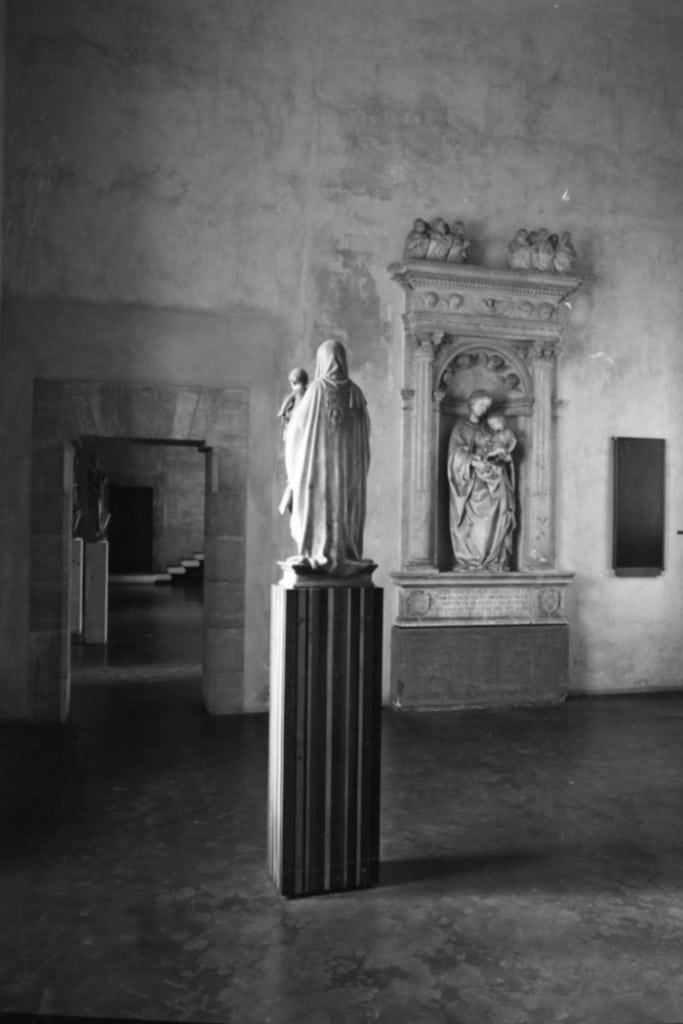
[391,570,574,627]
[390,261,580,335]
[389,260,581,300]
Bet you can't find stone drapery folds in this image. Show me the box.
[284,339,372,577]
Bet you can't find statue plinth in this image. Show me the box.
[268,577,383,898]
[277,559,377,589]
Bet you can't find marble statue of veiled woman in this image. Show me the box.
[447,390,516,572]
[284,339,372,576]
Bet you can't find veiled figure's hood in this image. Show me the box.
[315,339,349,388]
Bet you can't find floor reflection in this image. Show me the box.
[71,583,202,681]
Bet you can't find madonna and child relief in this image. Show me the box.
[447,389,517,572]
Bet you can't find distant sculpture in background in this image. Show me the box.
[447,390,516,572]
[278,367,309,516]
[72,451,82,537]
[87,452,110,541]
[282,339,372,576]
[506,227,577,274]
[402,217,471,263]
[278,367,309,439]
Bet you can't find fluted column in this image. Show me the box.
[524,343,556,569]
[404,333,438,568]
[399,387,414,564]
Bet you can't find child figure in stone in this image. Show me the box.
[278,367,309,515]
[278,367,309,440]
[485,412,517,464]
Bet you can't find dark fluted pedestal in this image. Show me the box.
[268,575,383,898]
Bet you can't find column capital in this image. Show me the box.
[414,330,446,359]
[532,340,557,362]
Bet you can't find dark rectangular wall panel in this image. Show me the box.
[613,437,665,576]
[268,584,383,898]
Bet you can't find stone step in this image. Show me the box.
[110,573,173,585]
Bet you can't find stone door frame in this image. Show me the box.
[30,379,248,722]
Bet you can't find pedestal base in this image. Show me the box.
[84,541,108,644]
[268,582,383,898]
[70,538,84,636]
[391,622,568,709]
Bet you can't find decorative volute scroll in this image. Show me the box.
[388,259,582,576]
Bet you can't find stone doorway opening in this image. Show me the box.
[30,380,248,722]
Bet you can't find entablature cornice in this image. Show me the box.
[405,311,565,344]
[389,260,581,299]
[389,260,581,329]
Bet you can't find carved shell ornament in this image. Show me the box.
[440,347,526,400]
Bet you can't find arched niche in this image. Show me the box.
[434,339,533,570]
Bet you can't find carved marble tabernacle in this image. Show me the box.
[388,258,582,709]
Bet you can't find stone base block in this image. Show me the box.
[391,623,568,709]
[70,538,84,636]
[84,541,108,644]
[268,583,383,898]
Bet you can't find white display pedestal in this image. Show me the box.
[84,540,108,644]
[70,537,84,636]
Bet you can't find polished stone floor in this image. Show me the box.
[2,586,683,1023]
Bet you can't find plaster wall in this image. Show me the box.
[2,0,683,713]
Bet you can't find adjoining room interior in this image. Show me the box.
[70,438,205,692]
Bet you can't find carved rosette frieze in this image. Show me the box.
[394,261,581,346]
[417,291,560,323]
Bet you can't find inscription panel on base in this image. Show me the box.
[395,572,572,626]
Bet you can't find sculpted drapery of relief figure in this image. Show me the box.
[447,390,516,572]
[283,339,373,577]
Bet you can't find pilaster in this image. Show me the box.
[525,342,557,569]
[405,331,439,568]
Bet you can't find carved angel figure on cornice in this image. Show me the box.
[446,220,470,264]
[403,218,431,260]
[507,226,578,275]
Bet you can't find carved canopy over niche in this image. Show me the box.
[436,341,532,414]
